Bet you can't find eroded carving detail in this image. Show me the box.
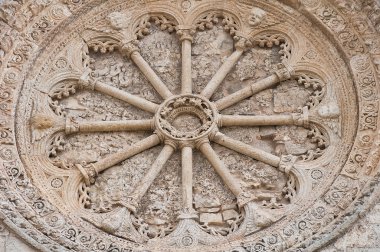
[1,0,379,251]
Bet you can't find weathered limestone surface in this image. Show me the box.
[0,222,37,252]
[0,0,379,251]
[1,203,380,251]
[322,202,380,251]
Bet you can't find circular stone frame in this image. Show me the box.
[0,0,379,252]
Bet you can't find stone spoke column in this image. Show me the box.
[201,38,251,99]
[197,140,252,207]
[76,134,161,185]
[65,118,154,134]
[215,63,294,111]
[79,72,159,113]
[210,132,303,207]
[177,27,195,94]
[181,145,194,211]
[211,132,281,167]
[218,107,309,128]
[126,143,176,213]
[121,41,173,99]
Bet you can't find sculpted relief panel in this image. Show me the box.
[0,0,379,251]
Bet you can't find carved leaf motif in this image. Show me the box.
[195,12,219,31]
[252,34,291,61]
[134,14,178,39]
[5,0,375,251]
[87,39,119,54]
[134,15,151,39]
[48,134,66,157]
[151,15,177,33]
[48,97,66,117]
[300,125,329,161]
[49,82,77,100]
[221,13,239,36]
[7,43,33,70]
[296,74,326,108]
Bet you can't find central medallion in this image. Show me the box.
[156,95,217,141]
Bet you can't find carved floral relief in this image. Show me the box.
[0,0,379,251]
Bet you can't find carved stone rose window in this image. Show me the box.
[1,0,380,251]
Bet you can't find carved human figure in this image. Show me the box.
[248,7,266,27]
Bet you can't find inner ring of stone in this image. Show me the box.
[155,95,217,141]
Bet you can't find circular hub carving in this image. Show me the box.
[156,95,216,141]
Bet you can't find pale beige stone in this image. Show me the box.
[0,0,379,251]
[198,207,220,213]
[200,213,224,225]
[222,209,239,221]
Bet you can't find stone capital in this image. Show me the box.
[234,35,252,51]
[274,63,295,81]
[120,40,140,58]
[176,25,196,42]
[78,70,96,90]
[75,163,98,185]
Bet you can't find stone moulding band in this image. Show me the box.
[2,0,379,251]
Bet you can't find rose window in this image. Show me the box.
[4,1,378,251]
[33,10,328,243]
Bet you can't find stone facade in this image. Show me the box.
[322,202,380,251]
[3,201,380,251]
[0,0,379,251]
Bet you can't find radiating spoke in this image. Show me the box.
[201,48,244,99]
[76,134,161,185]
[215,64,294,111]
[91,134,160,173]
[181,145,193,209]
[178,29,195,95]
[219,108,309,128]
[127,144,175,212]
[121,42,173,99]
[65,119,154,134]
[215,74,279,111]
[181,38,193,94]
[79,74,159,113]
[197,141,243,197]
[211,132,281,168]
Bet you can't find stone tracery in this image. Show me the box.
[0,0,379,251]
[30,6,330,244]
